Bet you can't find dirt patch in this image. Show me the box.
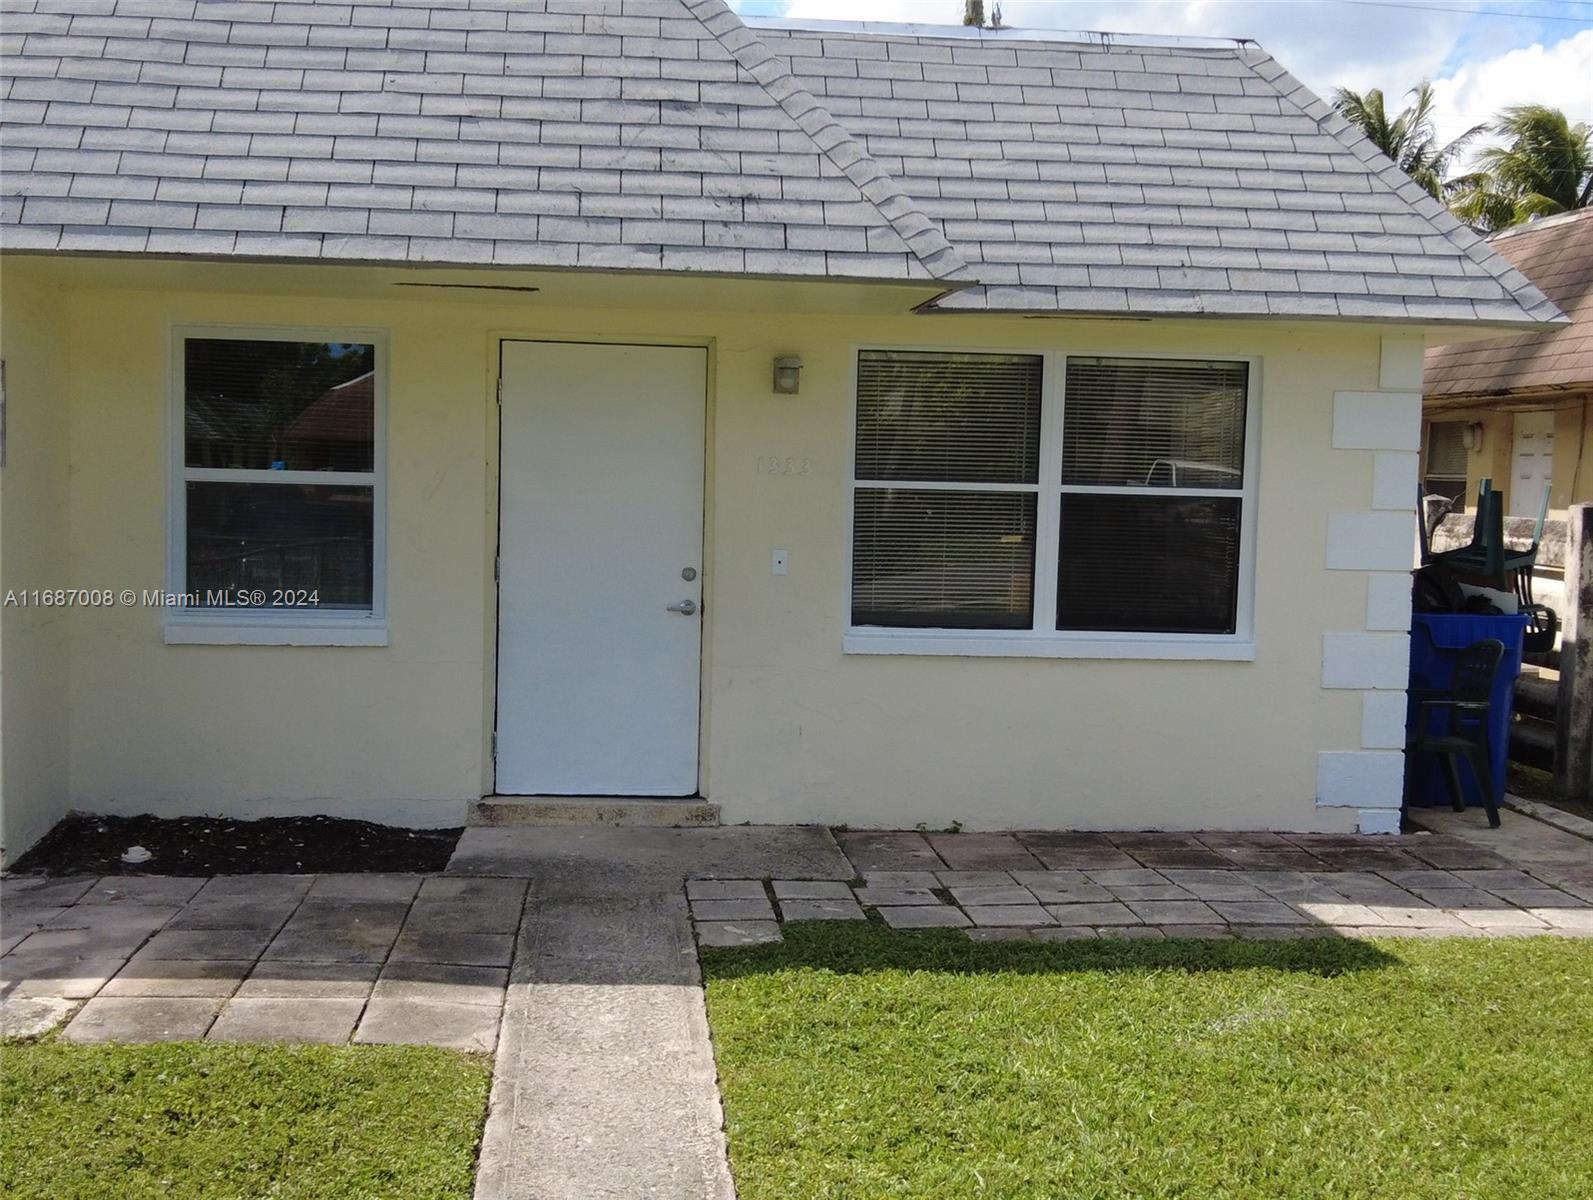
[7,814,462,876]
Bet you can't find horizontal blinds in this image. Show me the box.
[1426,422,1469,477]
[1057,494,1241,634]
[852,489,1036,629]
[856,350,1042,484]
[1062,357,1247,489]
[185,339,376,473]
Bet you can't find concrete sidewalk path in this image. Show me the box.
[1413,806,1593,896]
[474,891,735,1200]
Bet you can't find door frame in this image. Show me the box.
[488,335,715,797]
[1508,408,1555,519]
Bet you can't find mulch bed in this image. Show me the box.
[6,814,462,876]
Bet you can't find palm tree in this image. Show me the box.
[1448,105,1593,232]
[1332,81,1483,199]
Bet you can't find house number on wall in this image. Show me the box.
[755,456,812,477]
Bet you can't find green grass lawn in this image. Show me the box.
[0,1040,492,1200]
[703,924,1593,1200]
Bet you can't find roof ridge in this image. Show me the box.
[1236,47,1566,325]
[684,0,975,285]
[1490,207,1593,241]
[746,16,1251,51]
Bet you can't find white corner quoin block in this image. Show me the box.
[1361,690,1408,749]
[1366,572,1414,631]
[1323,632,1411,689]
[1357,808,1403,835]
[1326,511,1417,571]
[1332,390,1421,451]
[1317,750,1404,810]
[1379,335,1425,392]
[1371,452,1419,511]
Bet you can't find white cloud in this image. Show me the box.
[1429,30,1593,162]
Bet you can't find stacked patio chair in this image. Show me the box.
[1404,638,1508,828]
[1416,479,1558,653]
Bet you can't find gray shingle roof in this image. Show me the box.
[0,0,970,283]
[0,3,1561,325]
[755,22,1561,325]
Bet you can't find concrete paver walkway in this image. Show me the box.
[1413,805,1593,893]
[687,824,1593,943]
[1,872,525,1049]
[4,817,1589,1197]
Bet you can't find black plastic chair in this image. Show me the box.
[1404,638,1507,828]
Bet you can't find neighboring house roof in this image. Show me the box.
[1424,208,1593,405]
[285,371,375,443]
[0,3,1561,326]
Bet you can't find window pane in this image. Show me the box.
[856,350,1042,483]
[852,488,1036,629]
[186,482,374,609]
[1062,357,1247,489]
[1425,422,1468,478]
[185,339,376,472]
[1057,494,1241,634]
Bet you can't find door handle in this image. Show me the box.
[665,599,698,616]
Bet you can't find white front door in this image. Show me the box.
[496,341,706,795]
[1510,410,1555,518]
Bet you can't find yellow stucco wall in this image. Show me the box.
[0,266,72,863]
[1551,400,1593,508]
[1,256,1389,839]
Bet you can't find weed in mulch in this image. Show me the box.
[7,814,462,876]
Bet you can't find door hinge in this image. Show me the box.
[496,377,502,405]
[494,553,500,583]
[491,731,497,758]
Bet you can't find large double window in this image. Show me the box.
[849,349,1256,657]
[168,329,387,645]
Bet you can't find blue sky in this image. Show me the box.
[731,0,1592,161]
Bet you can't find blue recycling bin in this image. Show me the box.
[1406,612,1528,808]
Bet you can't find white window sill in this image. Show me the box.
[164,617,389,647]
[843,631,1255,661]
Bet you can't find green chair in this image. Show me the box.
[1404,638,1507,829]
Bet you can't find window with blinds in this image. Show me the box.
[1424,422,1468,505]
[180,335,380,612]
[852,351,1042,629]
[850,350,1254,642]
[1059,358,1248,635]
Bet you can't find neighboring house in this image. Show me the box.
[0,2,1564,860]
[1423,209,1593,519]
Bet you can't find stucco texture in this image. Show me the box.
[0,266,72,862]
[0,256,1382,844]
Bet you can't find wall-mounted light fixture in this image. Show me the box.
[773,355,802,395]
[1463,421,1485,452]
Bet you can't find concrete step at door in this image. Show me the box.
[468,796,720,828]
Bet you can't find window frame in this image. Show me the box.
[164,324,390,647]
[1422,420,1469,505]
[843,345,1261,661]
